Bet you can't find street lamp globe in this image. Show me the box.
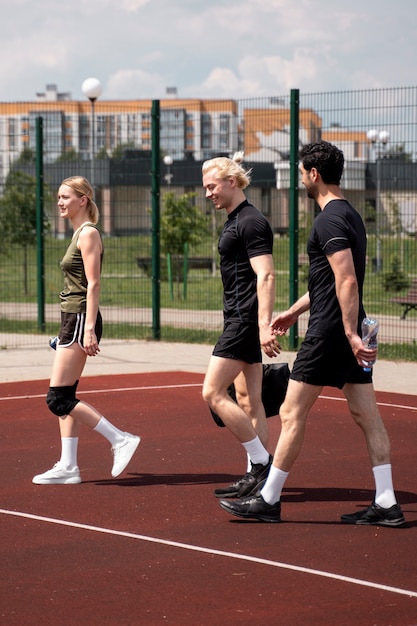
[367,128,389,275]
[82,78,102,189]
[163,155,173,166]
[367,128,390,146]
[378,130,390,145]
[367,129,379,143]
[82,77,102,102]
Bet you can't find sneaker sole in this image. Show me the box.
[341,516,405,527]
[111,436,141,477]
[219,501,281,523]
[32,476,81,485]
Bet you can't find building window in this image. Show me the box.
[261,188,271,217]
[8,118,17,150]
[201,113,211,150]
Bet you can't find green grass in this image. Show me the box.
[1,233,416,309]
[1,233,417,360]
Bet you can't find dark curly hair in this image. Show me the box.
[299,141,344,185]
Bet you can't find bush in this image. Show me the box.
[381,256,410,292]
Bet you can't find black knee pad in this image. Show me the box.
[46,380,80,416]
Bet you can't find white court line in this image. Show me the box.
[0,383,202,402]
[0,508,416,599]
[1,384,417,413]
[316,395,417,412]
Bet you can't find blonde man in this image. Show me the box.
[202,153,280,499]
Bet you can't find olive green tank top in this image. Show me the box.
[59,223,103,313]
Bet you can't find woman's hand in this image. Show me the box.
[83,329,100,357]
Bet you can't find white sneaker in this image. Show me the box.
[111,434,140,477]
[32,462,81,485]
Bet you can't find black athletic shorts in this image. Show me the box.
[212,320,262,364]
[291,334,372,389]
[58,311,103,349]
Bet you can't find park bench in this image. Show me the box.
[136,256,213,273]
[391,279,417,319]
[298,253,309,266]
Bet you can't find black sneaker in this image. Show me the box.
[214,455,272,498]
[341,502,405,527]
[220,493,281,523]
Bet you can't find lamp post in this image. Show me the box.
[367,129,389,273]
[163,154,173,186]
[82,77,102,189]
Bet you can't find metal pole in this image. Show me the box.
[90,98,96,189]
[35,117,45,332]
[376,155,382,272]
[288,88,300,350]
[151,100,161,339]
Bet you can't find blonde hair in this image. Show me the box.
[202,151,252,189]
[60,176,100,224]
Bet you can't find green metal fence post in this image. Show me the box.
[36,116,45,332]
[183,242,189,300]
[288,88,300,350]
[151,100,161,339]
[167,253,173,300]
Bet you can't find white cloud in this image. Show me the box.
[0,0,415,101]
[106,69,165,99]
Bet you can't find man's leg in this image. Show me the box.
[203,356,271,498]
[234,364,268,449]
[340,383,405,527]
[203,356,265,446]
[219,379,321,521]
[270,380,321,471]
[343,383,390,466]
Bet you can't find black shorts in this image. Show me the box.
[212,320,262,364]
[58,311,103,349]
[291,334,372,389]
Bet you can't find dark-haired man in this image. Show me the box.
[220,141,405,527]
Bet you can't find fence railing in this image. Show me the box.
[0,87,416,360]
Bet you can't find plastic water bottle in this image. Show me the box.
[361,317,379,372]
[49,336,59,350]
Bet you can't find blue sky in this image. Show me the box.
[1,0,416,101]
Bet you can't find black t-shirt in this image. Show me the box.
[218,200,273,323]
[306,198,367,338]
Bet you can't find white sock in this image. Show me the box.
[373,464,396,508]
[246,452,251,472]
[94,417,125,446]
[261,465,289,505]
[242,436,269,466]
[59,437,79,470]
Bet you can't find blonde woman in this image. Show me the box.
[33,176,140,485]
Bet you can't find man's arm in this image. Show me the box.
[270,292,310,336]
[327,248,377,366]
[249,253,280,358]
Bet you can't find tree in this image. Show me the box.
[160,192,210,289]
[383,144,412,161]
[0,171,51,294]
[55,148,80,162]
[111,142,136,159]
[161,191,209,254]
[14,146,36,165]
[96,147,109,160]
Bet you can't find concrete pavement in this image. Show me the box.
[0,337,416,396]
[1,302,417,342]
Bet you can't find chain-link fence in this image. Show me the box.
[0,87,416,359]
